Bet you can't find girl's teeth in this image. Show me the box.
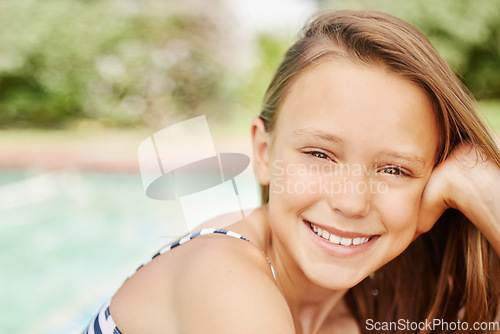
[309,222,369,246]
[340,238,352,246]
[329,234,341,244]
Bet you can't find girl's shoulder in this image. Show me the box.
[109,227,294,333]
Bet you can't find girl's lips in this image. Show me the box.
[303,219,378,239]
[303,219,380,255]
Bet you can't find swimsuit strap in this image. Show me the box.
[130,228,276,280]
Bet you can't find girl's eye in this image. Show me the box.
[305,150,332,161]
[310,151,329,159]
[380,166,410,177]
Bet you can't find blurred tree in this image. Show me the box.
[0,0,237,128]
[319,0,500,100]
[4,0,497,129]
[236,34,291,117]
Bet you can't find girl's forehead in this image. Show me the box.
[278,61,428,121]
[272,61,439,161]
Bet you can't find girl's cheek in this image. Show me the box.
[270,155,322,192]
[270,171,319,205]
[375,187,421,230]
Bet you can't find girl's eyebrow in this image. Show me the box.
[293,128,344,143]
[379,151,427,169]
[294,128,427,168]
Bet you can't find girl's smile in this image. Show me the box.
[305,218,381,257]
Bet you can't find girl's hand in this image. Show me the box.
[417,143,500,255]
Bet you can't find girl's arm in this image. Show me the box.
[418,144,500,255]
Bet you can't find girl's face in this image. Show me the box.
[257,61,439,289]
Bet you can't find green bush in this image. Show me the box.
[3,0,498,129]
[0,0,232,128]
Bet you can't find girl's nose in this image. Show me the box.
[326,174,371,219]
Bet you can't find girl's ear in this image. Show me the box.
[251,117,271,186]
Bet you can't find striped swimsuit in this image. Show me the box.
[82,228,275,334]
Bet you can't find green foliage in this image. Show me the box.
[0,0,231,128]
[479,100,500,130]
[237,35,291,113]
[2,0,499,129]
[321,0,500,100]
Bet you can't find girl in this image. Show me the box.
[84,10,500,334]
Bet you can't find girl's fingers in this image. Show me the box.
[416,164,450,237]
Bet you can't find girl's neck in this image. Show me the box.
[269,234,348,333]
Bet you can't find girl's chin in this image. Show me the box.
[302,262,375,291]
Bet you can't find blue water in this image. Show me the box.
[0,170,186,334]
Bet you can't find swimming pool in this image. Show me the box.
[0,170,185,334]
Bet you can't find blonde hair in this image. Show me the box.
[259,10,500,333]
